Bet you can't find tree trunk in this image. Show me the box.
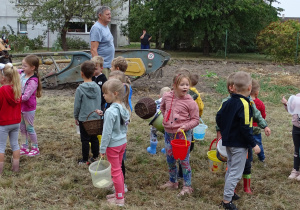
[61,28,68,51]
[203,33,210,56]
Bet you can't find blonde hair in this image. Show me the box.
[173,68,191,88]
[190,74,199,87]
[234,71,252,93]
[1,65,21,100]
[160,87,171,97]
[227,72,236,93]
[251,79,260,95]
[109,70,131,84]
[23,54,42,98]
[111,56,128,72]
[102,79,130,111]
[91,56,104,68]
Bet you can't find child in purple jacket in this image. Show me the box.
[18,55,42,157]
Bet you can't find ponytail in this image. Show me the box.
[123,83,130,112]
[2,65,21,100]
[35,69,42,98]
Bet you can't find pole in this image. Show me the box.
[225,29,228,59]
[295,31,299,64]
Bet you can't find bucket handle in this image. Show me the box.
[94,157,103,175]
[199,117,205,124]
[209,138,217,151]
[174,129,187,147]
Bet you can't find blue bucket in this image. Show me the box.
[193,118,208,140]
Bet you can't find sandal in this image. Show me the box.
[27,147,40,157]
[178,186,193,196]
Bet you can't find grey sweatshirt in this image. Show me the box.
[100,103,130,154]
[74,82,101,122]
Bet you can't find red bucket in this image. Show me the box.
[171,131,190,160]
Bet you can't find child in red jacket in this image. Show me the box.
[0,64,22,174]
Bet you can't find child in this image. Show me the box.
[111,57,132,111]
[0,64,21,173]
[216,73,271,195]
[97,79,130,206]
[250,79,267,163]
[74,61,101,165]
[282,95,300,180]
[18,55,42,156]
[159,71,199,196]
[147,87,171,154]
[216,71,261,210]
[91,56,107,111]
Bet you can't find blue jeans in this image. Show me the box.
[141,44,150,49]
[253,133,265,161]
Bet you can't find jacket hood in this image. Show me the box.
[78,82,99,99]
[2,85,21,106]
[111,103,130,122]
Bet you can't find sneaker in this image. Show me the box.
[124,183,128,193]
[288,169,300,179]
[20,144,29,156]
[177,186,193,196]
[78,159,89,166]
[232,193,240,201]
[27,147,40,157]
[296,174,300,181]
[107,198,124,206]
[221,201,238,210]
[90,157,98,163]
[159,181,178,190]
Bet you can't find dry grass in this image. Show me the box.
[1,69,300,210]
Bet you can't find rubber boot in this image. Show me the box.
[147,140,158,154]
[243,174,252,194]
[161,148,166,154]
[0,162,4,174]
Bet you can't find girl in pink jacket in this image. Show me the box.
[159,69,199,196]
[19,55,42,157]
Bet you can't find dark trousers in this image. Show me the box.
[79,121,99,161]
[292,126,300,171]
[243,148,253,175]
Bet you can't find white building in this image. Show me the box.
[0,0,129,49]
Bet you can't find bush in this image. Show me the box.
[57,36,89,50]
[257,20,300,64]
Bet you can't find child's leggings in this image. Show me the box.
[0,124,20,153]
[20,111,38,147]
[106,143,127,200]
[292,125,300,171]
[165,130,192,186]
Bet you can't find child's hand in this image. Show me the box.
[75,120,79,126]
[100,153,106,158]
[217,131,222,140]
[253,145,261,154]
[177,125,186,133]
[95,109,103,116]
[281,96,288,105]
[264,127,271,136]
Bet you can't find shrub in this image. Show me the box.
[257,20,300,64]
[57,36,89,50]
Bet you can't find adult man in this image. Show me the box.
[90,6,114,78]
[140,29,152,49]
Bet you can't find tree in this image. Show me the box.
[12,0,116,50]
[257,20,300,64]
[127,0,280,54]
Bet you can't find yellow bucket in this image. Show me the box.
[207,150,224,173]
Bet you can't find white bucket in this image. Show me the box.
[89,160,112,188]
[216,138,227,162]
[193,118,208,140]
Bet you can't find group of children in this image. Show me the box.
[2,53,299,209]
[0,55,42,174]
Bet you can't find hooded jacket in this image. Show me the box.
[74,82,102,122]
[100,103,130,154]
[0,85,21,125]
[18,69,39,112]
[160,91,199,133]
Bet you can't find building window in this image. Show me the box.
[19,22,27,33]
[67,22,93,33]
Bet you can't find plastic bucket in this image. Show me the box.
[207,150,224,173]
[149,111,164,133]
[216,138,227,162]
[193,119,208,140]
[89,160,112,188]
[171,131,190,160]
